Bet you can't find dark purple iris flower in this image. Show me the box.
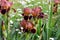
[38,12,44,18]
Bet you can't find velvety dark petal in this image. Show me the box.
[53,4,55,7]
[31,28,36,33]
[38,12,44,18]
[1,9,7,14]
[53,12,54,14]
[23,28,28,32]
[22,13,24,16]
[24,16,29,20]
[0,6,1,10]
[29,16,32,19]
[53,3,58,7]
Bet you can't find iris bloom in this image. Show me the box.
[20,20,36,33]
[54,0,60,4]
[0,0,13,14]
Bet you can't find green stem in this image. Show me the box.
[6,13,8,40]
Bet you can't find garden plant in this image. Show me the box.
[0,0,60,40]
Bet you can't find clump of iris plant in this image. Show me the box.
[20,6,46,33]
[0,0,13,15]
[20,20,36,33]
[22,7,44,20]
[53,0,60,14]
